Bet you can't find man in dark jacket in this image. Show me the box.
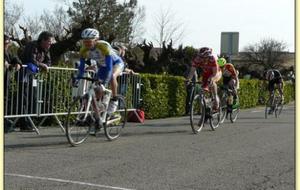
[17,31,54,131]
[20,31,53,73]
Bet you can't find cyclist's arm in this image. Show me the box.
[231,66,239,86]
[76,47,89,79]
[208,57,219,81]
[187,66,196,81]
[97,55,113,84]
[96,42,113,83]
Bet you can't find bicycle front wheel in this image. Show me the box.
[265,98,274,119]
[230,106,239,123]
[66,95,93,146]
[275,103,283,118]
[190,94,205,134]
[220,94,227,123]
[104,96,127,141]
[209,108,221,130]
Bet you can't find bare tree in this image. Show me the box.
[23,15,43,39]
[243,38,288,70]
[40,6,70,40]
[129,6,146,45]
[4,2,24,38]
[152,7,185,48]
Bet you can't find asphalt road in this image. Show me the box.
[4,103,295,190]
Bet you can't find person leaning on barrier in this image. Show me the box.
[4,34,22,72]
[4,34,22,92]
[20,31,54,73]
[4,34,22,133]
[112,44,137,75]
[16,31,54,131]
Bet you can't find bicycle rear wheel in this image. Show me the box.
[104,96,127,141]
[190,94,205,134]
[66,95,93,146]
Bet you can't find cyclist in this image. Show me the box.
[75,28,124,128]
[186,47,222,112]
[265,69,284,112]
[217,57,240,105]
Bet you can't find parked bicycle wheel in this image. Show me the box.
[190,94,206,134]
[66,95,93,146]
[104,96,127,141]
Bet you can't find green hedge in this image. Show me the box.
[140,74,295,119]
[140,74,186,119]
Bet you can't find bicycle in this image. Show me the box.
[219,86,240,123]
[65,74,127,146]
[189,81,221,134]
[265,91,283,119]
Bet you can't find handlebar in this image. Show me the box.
[77,77,98,82]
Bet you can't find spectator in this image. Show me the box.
[287,66,295,84]
[113,44,137,75]
[4,34,22,133]
[16,31,54,131]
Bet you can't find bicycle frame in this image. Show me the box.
[189,81,221,131]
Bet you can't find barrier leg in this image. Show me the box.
[54,115,66,134]
[27,117,40,135]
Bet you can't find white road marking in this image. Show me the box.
[5,173,135,190]
[251,110,263,113]
[250,105,294,113]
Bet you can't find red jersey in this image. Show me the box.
[192,55,221,76]
[222,63,237,78]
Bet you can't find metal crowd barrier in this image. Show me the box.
[4,66,142,134]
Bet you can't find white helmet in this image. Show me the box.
[266,70,275,81]
[81,28,99,39]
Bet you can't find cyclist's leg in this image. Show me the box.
[110,62,124,98]
[222,76,230,89]
[277,79,284,102]
[108,62,125,114]
[268,80,275,102]
[228,78,238,103]
[210,71,222,111]
[268,80,276,113]
[93,67,111,128]
[201,75,209,92]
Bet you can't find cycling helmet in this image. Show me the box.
[198,47,212,58]
[217,58,227,67]
[266,70,275,81]
[81,28,99,39]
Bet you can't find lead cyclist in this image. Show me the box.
[74,28,124,129]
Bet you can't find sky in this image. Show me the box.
[7,0,295,53]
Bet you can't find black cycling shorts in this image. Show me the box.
[268,77,283,92]
[223,76,231,86]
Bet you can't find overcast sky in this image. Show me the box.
[8,0,295,53]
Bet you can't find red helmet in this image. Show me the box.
[198,47,212,58]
